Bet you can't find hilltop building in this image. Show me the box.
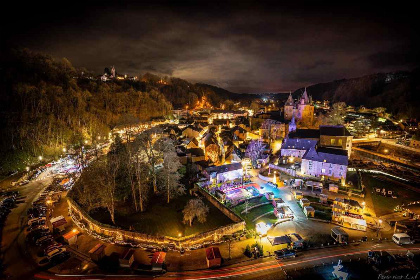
[284,88,314,126]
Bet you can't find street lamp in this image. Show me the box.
[38,155,43,161]
[25,166,30,172]
[62,147,67,153]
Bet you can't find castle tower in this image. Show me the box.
[284,91,295,120]
[111,66,116,78]
[297,87,314,126]
[300,87,310,104]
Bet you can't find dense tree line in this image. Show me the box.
[293,70,420,119]
[70,132,185,224]
[0,49,229,174]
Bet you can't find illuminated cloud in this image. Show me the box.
[4,1,419,92]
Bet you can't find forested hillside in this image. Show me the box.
[0,49,235,174]
[293,70,420,118]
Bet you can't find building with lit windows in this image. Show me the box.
[300,147,348,181]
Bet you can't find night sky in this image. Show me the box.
[2,1,419,93]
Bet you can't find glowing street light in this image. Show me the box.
[38,155,43,161]
[25,166,30,172]
[62,147,67,153]
[84,140,88,144]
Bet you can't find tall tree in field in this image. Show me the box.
[127,143,138,211]
[182,199,209,226]
[137,129,162,193]
[245,140,265,166]
[96,155,119,224]
[158,138,184,203]
[72,166,102,212]
[322,102,347,125]
[134,152,149,212]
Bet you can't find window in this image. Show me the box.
[321,168,325,173]
[331,139,336,145]
[338,139,342,145]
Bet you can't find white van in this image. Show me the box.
[392,233,413,245]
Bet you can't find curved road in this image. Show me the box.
[1,175,52,279]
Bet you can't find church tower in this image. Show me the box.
[288,113,297,133]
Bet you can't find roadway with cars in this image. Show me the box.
[1,172,53,279]
[31,242,420,279]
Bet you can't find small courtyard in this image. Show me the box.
[90,193,234,237]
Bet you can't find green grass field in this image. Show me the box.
[90,194,234,237]
[237,204,276,229]
[362,173,420,216]
[232,196,269,215]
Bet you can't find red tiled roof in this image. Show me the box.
[151,252,166,265]
[206,247,221,260]
[88,243,106,254]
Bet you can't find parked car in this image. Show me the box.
[35,235,53,245]
[44,243,63,255]
[274,249,296,259]
[267,182,278,188]
[19,180,29,186]
[27,223,48,232]
[47,247,66,258]
[32,231,52,245]
[38,251,70,266]
[28,217,46,226]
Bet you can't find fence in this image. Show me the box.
[68,196,245,250]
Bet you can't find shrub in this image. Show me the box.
[244,244,252,257]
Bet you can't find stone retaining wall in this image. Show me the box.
[68,196,245,250]
[197,187,244,223]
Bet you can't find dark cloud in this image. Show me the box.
[2,1,419,92]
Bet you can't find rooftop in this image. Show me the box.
[288,129,320,139]
[282,138,317,150]
[302,147,348,165]
[320,125,352,136]
[205,162,242,174]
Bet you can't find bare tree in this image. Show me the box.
[137,129,162,193]
[135,153,149,212]
[158,138,185,203]
[322,102,347,125]
[73,167,101,212]
[245,140,265,166]
[127,144,138,211]
[96,155,119,224]
[183,199,209,226]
